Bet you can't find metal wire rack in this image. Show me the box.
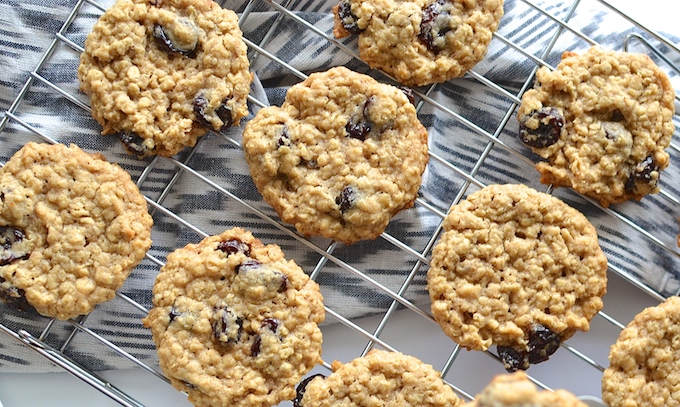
[1,0,679,405]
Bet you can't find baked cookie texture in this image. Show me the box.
[517,46,675,207]
[78,0,252,157]
[295,349,462,407]
[242,66,429,245]
[143,227,325,407]
[0,142,153,320]
[463,371,587,407]
[602,296,680,407]
[332,0,504,87]
[427,183,608,371]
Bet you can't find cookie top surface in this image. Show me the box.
[78,0,252,157]
[602,296,680,407]
[427,183,607,370]
[143,227,325,407]
[517,46,676,207]
[463,371,587,407]
[332,0,504,86]
[297,349,462,407]
[0,142,153,320]
[242,66,429,245]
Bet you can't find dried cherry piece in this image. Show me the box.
[0,226,25,249]
[235,258,262,274]
[293,374,327,407]
[497,345,529,372]
[214,101,233,128]
[168,306,182,323]
[399,86,416,105]
[262,317,280,332]
[251,335,262,357]
[519,107,564,148]
[278,274,289,293]
[193,93,233,131]
[346,118,372,141]
[335,186,355,213]
[419,0,454,53]
[213,306,243,344]
[337,1,362,35]
[346,97,375,141]
[527,323,560,364]
[625,156,658,193]
[152,20,198,58]
[118,132,151,157]
[217,239,250,257]
[251,318,282,357]
[0,277,30,312]
[277,126,291,148]
[497,324,560,372]
[0,226,29,266]
[193,93,210,126]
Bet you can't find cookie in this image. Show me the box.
[0,142,153,320]
[294,349,463,407]
[427,183,608,371]
[242,66,428,245]
[332,0,504,87]
[463,371,587,407]
[602,296,680,407]
[143,227,325,407]
[78,0,252,157]
[517,46,675,207]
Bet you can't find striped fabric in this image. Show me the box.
[0,0,678,373]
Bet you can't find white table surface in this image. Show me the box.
[0,1,677,406]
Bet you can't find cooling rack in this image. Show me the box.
[0,0,679,405]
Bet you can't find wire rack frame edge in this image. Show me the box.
[1,0,679,405]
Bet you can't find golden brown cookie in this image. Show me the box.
[464,371,587,407]
[295,349,462,407]
[332,0,504,86]
[602,296,680,407]
[517,46,675,207]
[427,183,608,371]
[78,0,252,157]
[0,142,153,320]
[143,227,325,407]
[242,67,428,245]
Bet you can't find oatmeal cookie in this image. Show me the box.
[602,296,680,407]
[294,349,462,407]
[464,371,587,406]
[78,0,252,157]
[143,227,325,407]
[242,66,428,245]
[517,46,675,207]
[0,142,153,320]
[427,183,608,371]
[332,0,504,87]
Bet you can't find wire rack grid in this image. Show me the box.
[0,0,679,405]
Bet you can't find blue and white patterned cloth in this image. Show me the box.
[0,0,678,373]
